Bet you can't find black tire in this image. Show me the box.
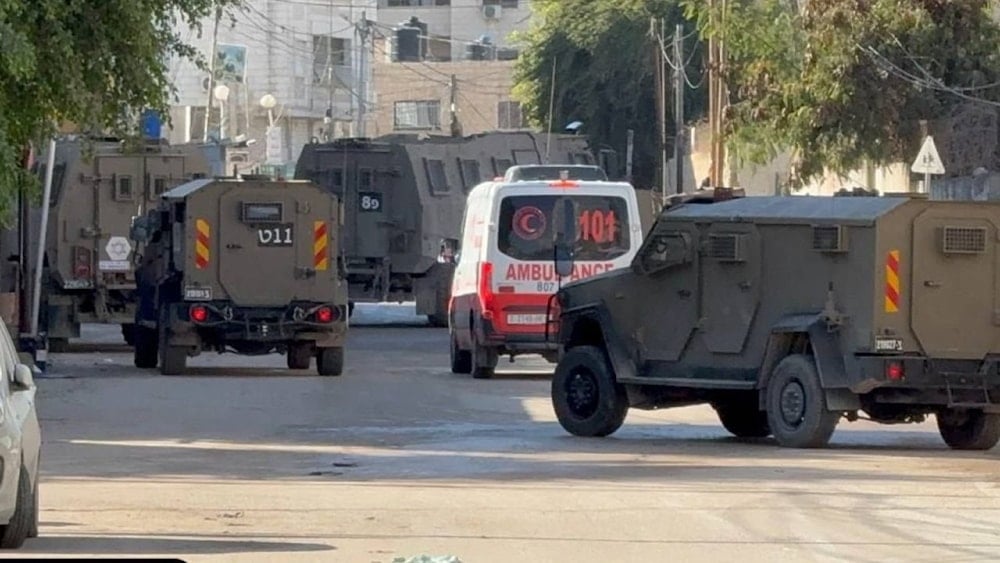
[122,323,136,347]
[714,401,772,438]
[551,345,629,437]
[348,302,355,319]
[158,307,186,376]
[471,340,497,380]
[27,476,38,539]
[765,354,840,448]
[0,466,34,549]
[133,326,159,369]
[937,409,1000,451]
[450,332,472,374]
[287,343,312,370]
[317,346,344,376]
[427,313,449,328]
[47,338,69,353]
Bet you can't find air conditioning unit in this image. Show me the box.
[482,5,501,20]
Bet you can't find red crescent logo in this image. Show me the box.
[512,206,546,241]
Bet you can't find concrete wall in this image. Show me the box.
[369,40,523,136]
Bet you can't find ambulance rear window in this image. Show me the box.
[497,195,630,262]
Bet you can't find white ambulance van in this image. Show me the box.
[449,165,643,378]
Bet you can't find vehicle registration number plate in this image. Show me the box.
[507,314,547,325]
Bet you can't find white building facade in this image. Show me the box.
[167,0,378,171]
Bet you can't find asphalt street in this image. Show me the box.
[13,310,1000,562]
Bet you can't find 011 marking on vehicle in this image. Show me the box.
[195,219,211,269]
[358,192,383,212]
[512,206,546,241]
[314,221,328,271]
[885,249,900,313]
[257,224,293,246]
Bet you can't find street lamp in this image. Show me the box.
[259,94,277,128]
[214,84,230,140]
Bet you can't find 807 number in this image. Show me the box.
[536,281,556,292]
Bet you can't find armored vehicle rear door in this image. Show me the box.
[911,210,1000,358]
[217,185,337,307]
[94,156,144,276]
[344,162,389,258]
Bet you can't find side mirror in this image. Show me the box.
[553,197,577,278]
[13,363,34,391]
[554,243,575,278]
[130,216,150,243]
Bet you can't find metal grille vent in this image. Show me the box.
[707,233,745,262]
[942,226,987,254]
[812,225,848,252]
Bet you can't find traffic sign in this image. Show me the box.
[911,136,945,175]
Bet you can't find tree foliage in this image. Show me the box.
[0,0,237,220]
[513,0,707,188]
[685,0,1000,184]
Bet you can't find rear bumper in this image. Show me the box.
[477,317,557,353]
[167,302,346,346]
[853,355,1000,409]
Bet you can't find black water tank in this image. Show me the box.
[396,26,420,62]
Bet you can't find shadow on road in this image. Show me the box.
[21,534,334,554]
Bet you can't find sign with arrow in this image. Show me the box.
[911,136,945,175]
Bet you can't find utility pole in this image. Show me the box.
[448,74,461,137]
[673,24,685,194]
[651,17,667,202]
[356,11,369,137]
[707,0,718,187]
[326,0,335,141]
[203,6,222,142]
[625,129,634,182]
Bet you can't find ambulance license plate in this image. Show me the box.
[507,314,546,325]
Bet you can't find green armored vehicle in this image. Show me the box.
[551,192,1000,450]
[130,176,348,376]
[16,138,210,350]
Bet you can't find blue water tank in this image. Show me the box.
[141,110,162,139]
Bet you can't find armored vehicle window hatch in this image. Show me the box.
[152,177,168,197]
[458,159,481,191]
[424,158,450,194]
[241,202,284,224]
[114,175,135,201]
[493,157,514,176]
[811,225,849,253]
[706,233,746,262]
[359,169,374,189]
[637,230,693,275]
[941,225,987,254]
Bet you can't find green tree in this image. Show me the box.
[685,0,1000,185]
[0,0,238,220]
[513,0,707,189]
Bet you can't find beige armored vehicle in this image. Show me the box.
[551,192,1000,450]
[19,138,210,350]
[130,176,348,376]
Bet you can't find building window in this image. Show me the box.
[313,36,350,84]
[484,0,518,7]
[394,100,441,130]
[498,101,527,130]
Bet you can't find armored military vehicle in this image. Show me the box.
[12,137,211,351]
[130,177,347,376]
[294,131,634,326]
[551,192,1000,450]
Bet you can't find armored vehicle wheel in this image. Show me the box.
[428,313,449,328]
[133,326,159,369]
[936,409,1000,450]
[122,323,136,346]
[287,343,312,370]
[714,401,771,438]
[348,302,355,319]
[157,309,186,376]
[450,333,472,374]
[765,354,839,448]
[551,345,628,437]
[317,346,344,376]
[47,338,69,353]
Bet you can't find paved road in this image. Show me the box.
[15,320,1000,562]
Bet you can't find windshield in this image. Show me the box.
[497,194,630,262]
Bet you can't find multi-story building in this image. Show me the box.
[166,0,378,170]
